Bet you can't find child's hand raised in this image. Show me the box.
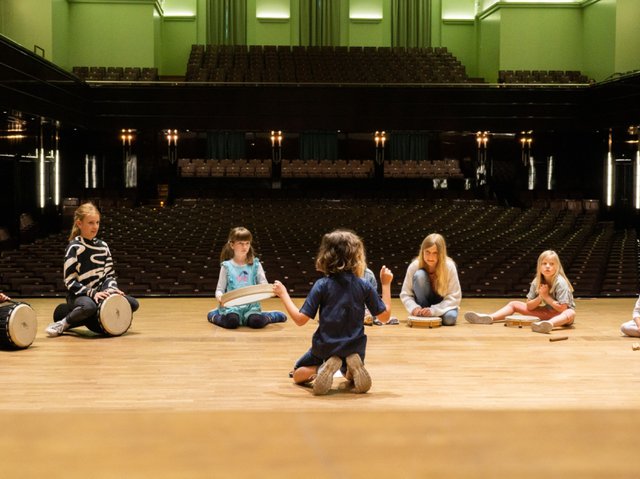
[379,265,393,285]
[538,284,549,297]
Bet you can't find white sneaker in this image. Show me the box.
[313,356,342,396]
[45,320,67,337]
[464,312,493,324]
[532,320,553,334]
[346,353,371,394]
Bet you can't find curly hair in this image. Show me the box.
[315,229,366,277]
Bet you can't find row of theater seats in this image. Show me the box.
[384,159,463,179]
[186,44,481,84]
[72,66,159,81]
[176,158,464,179]
[281,159,373,178]
[178,159,271,178]
[532,198,600,212]
[498,70,591,84]
[0,198,637,299]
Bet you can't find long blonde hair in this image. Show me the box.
[69,202,99,240]
[417,233,451,296]
[219,227,256,264]
[532,250,574,293]
[315,229,366,277]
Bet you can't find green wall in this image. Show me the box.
[439,0,476,74]
[614,0,640,75]
[161,0,202,75]
[52,0,69,67]
[162,16,196,75]
[0,0,53,60]
[477,9,500,82]
[583,0,616,81]
[247,0,298,46]
[442,20,477,77]
[499,6,582,72]
[67,1,157,68]
[347,0,390,47]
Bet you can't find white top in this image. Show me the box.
[400,257,462,316]
[632,296,640,319]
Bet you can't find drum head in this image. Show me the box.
[505,314,538,328]
[99,295,132,336]
[7,304,37,348]
[221,284,275,307]
[505,315,538,321]
[407,315,442,328]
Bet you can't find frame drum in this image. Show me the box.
[86,294,132,336]
[504,315,538,328]
[221,284,275,307]
[407,315,442,328]
[0,302,37,349]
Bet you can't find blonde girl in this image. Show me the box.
[273,229,393,395]
[400,233,461,325]
[45,202,139,337]
[208,227,285,329]
[465,250,575,333]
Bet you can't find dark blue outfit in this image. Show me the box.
[294,272,387,374]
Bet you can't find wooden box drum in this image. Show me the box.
[85,294,133,336]
[221,284,275,307]
[0,301,37,349]
[407,315,442,328]
[504,315,538,328]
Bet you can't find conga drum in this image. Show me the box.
[85,294,133,336]
[407,315,442,328]
[0,301,37,349]
[221,284,275,307]
[504,315,538,328]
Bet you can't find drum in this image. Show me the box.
[0,301,37,349]
[85,294,133,336]
[407,315,442,328]
[221,284,275,307]
[504,314,538,328]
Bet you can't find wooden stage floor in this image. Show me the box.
[1,297,639,478]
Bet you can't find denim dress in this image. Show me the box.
[219,259,263,325]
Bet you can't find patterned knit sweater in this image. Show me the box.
[63,236,118,298]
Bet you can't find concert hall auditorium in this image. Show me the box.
[1,1,639,478]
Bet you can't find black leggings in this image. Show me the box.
[213,312,269,329]
[62,294,139,327]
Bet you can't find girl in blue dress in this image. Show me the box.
[208,227,285,329]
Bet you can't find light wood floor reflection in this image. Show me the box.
[1,297,639,478]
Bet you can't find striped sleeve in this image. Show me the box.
[63,241,92,297]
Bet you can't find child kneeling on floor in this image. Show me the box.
[273,229,392,395]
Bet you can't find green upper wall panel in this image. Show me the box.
[0,0,637,82]
[0,0,53,59]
